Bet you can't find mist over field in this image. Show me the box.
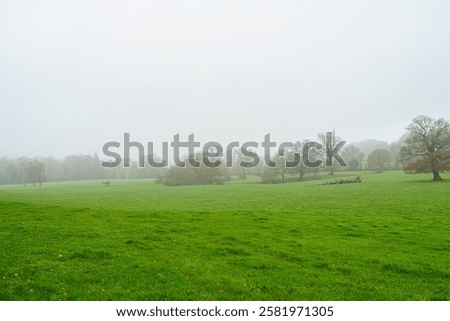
[1,0,449,159]
[1,0,450,306]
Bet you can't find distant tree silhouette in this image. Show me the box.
[367,149,391,172]
[342,145,364,171]
[24,160,45,186]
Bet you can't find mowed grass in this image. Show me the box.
[0,171,449,300]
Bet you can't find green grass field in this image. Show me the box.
[0,171,449,300]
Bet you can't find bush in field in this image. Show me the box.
[164,153,230,186]
[261,167,280,184]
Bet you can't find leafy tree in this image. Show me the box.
[367,149,391,172]
[287,141,320,181]
[342,145,364,171]
[230,148,248,179]
[261,167,280,184]
[24,160,45,186]
[351,139,389,161]
[0,157,23,184]
[403,115,450,181]
[63,154,104,180]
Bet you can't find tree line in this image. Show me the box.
[164,115,450,184]
[0,154,164,185]
[1,115,449,185]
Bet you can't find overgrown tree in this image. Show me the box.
[403,115,450,181]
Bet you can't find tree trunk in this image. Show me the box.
[433,171,443,181]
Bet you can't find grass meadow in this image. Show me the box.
[0,171,449,300]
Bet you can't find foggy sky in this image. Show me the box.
[1,0,449,159]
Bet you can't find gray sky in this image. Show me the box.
[1,0,449,159]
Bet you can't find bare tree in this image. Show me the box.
[403,115,450,181]
[318,129,345,175]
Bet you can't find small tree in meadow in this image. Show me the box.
[367,149,391,173]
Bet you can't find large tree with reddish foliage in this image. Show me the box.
[402,115,450,181]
